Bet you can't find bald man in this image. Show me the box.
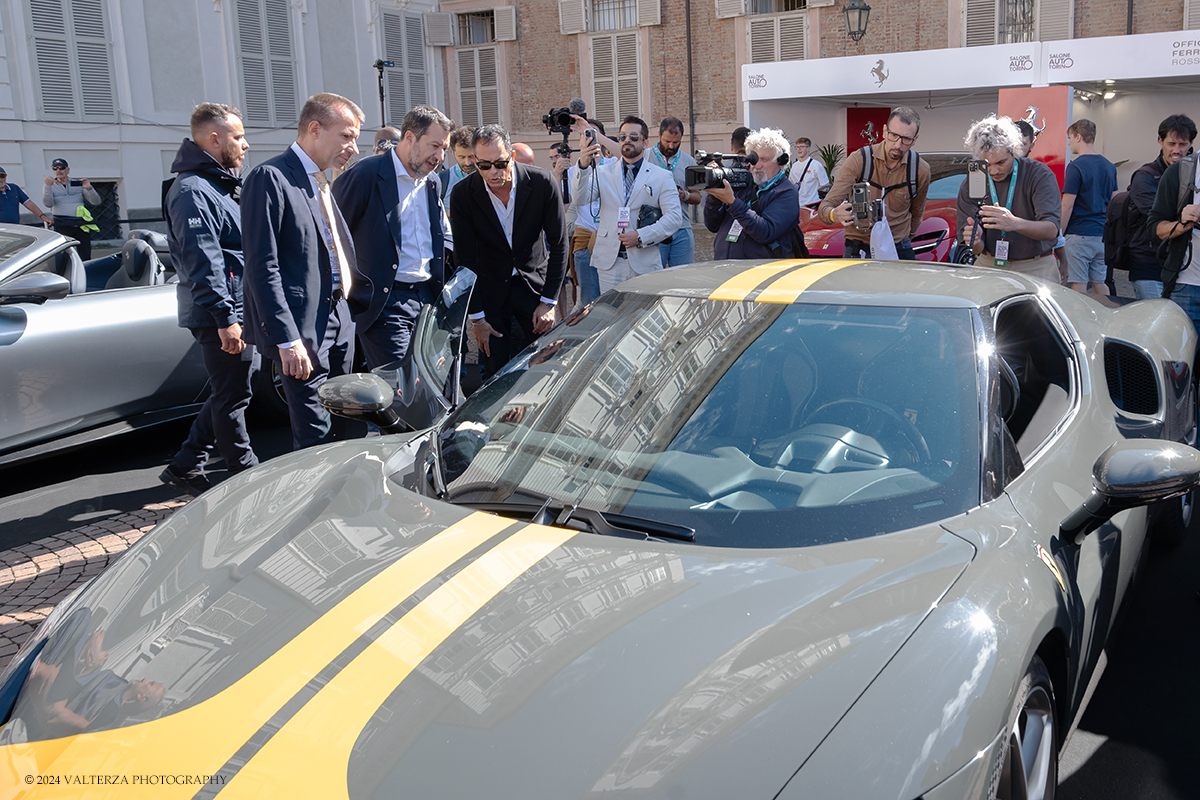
[512,142,536,165]
[374,126,402,155]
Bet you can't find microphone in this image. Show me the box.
[568,98,587,117]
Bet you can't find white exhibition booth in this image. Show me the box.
[742,29,1200,188]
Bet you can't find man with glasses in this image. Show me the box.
[333,104,453,370]
[818,107,930,260]
[43,158,101,259]
[788,136,828,207]
[450,124,567,377]
[573,115,682,293]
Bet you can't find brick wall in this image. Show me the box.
[645,0,740,130]
[816,0,949,58]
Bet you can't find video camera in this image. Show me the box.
[850,182,884,231]
[543,107,575,134]
[685,151,757,191]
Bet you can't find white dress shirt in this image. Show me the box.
[390,147,437,283]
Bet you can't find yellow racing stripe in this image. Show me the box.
[708,260,807,301]
[752,259,861,304]
[219,523,577,800]
[0,512,514,799]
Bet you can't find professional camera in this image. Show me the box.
[542,107,575,134]
[850,182,884,231]
[685,151,756,191]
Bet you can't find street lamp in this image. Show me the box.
[844,0,871,43]
[372,59,394,127]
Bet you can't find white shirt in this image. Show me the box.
[788,156,829,205]
[391,147,435,282]
[484,165,518,248]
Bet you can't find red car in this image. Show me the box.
[801,152,972,262]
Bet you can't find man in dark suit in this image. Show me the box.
[333,105,453,370]
[449,124,567,377]
[241,92,363,451]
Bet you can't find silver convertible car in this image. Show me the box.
[2,259,1198,800]
[0,224,208,466]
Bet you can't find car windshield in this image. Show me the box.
[0,230,37,264]
[437,292,981,547]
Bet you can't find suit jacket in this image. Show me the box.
[449,163,567,320]
[241,147,356,359]
[572,158,683,274]
[332,152,447,329]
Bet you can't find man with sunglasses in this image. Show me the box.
[373,127,402,155]
[449,124,567,377]
[818,107,930,260]
[573,116,682,293]
[333,105,453,371]
[43,158,101,259]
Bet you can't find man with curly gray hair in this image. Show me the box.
[957,115,1062,282]
[703,127,803,259]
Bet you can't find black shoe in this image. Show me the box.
[159,464,212,497]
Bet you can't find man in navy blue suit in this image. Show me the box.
[333,104,453,370]
[241,92,363,451]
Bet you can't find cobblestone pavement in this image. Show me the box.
[0,496,188,670]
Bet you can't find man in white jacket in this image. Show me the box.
[573,115,683,293]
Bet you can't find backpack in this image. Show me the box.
[858,145,919,200]
[1160,154,1198,297]
[1102,190,1137,271]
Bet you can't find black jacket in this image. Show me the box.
[1127,153,1167,283]
[163,138,244,329]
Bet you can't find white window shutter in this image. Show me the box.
[615,32,640,120]
[71,0,116,118]
[381,11,428,123]
[236,0,271,124]
[637,0,661,27]
[748,17,777,63]
[715,0,746,20]
[494,6,518,40]
[479,48,500,124]
[264,0,296,124]
[458,47,500,127]
[560,0,588,34]
[424,12,455,46]
[592,35,616,126]
[964,0,997,47]
[778,14,806,61]
[1189,0,1200,29]
[458,49,479,126]
[30,0,75,116]
[29,0,116,120]
[1037,0,1072,41]
[405,14,428,108]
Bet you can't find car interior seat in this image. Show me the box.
[128,229,172,268]
[56,247,87,294]
[105,239,166,290]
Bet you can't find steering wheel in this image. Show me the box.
[801,397,931,464]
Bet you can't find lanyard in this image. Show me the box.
[651,146,680,173]
[756,170,786,197]
[986,159,1019,239]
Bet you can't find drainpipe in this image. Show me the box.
[686,0,696,157]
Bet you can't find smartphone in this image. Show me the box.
[851,182,871,229]
[967,160,987,201]
[585,129,596,145]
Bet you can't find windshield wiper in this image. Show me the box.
[455,499,695,542]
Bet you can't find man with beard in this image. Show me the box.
[160,103,258,495]
[450,125,567,377]
[647,117,700,267]
[333,104,453,370]
[1125,114,1196,299]
[818,106,931,260]
[439,125,476,200]
[703,127,802,260]
[573,115,682,293]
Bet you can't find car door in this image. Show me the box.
[0,279,206,458]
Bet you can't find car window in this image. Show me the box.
[927,174,964,201]
[0,231,37,264]
[436,292,981,547]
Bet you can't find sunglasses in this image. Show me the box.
[53,166,68,171]
[616,133,643,142]
[476,159,511,171]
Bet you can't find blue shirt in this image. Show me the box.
[0,183,30,224]
[1063,153,1117,237]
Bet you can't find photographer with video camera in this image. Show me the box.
[572,115,682,293]
[956,115,1061,282]
[701,128,803,260]
[818,107,930,260]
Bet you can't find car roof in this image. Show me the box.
[619,258,1043,309]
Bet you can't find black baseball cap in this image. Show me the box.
[51,158,68,169]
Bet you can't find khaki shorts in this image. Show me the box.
[975,251,1060,284]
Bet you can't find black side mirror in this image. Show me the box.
[1061,440,1200,545]
[318,373,408,433]
[0,273,70,305]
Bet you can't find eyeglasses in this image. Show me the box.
[475,159,511,171]
[373,138,400,152]
[616,133,643,142]
[884,127,916,146]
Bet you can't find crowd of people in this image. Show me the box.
[7,90,1192,494]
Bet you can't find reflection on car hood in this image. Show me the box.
[0,440,974,799]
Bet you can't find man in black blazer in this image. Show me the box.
[449,124,567,377]
[241,92,362,450]
[333,105,453,370]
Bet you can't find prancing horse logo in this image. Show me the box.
[871,59,889,87]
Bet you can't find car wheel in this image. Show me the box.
[994,655,1057,800]
[250,358,290,423]
[1150,486,1195,545]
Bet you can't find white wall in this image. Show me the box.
[1069,91,1199,189]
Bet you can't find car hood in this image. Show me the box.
[1,441,975,799]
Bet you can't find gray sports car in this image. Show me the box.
[2,259,1198,800]
[0,224,206,466]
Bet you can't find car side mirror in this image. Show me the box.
[1060,440,1200,545]
[318,373,409,433]
[0,273,70,305]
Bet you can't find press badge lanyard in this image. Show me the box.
[729,171,787,242]
[987,159,1018,268]
[651,147,680,174]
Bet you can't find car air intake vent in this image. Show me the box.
[1104,341,1158,415]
